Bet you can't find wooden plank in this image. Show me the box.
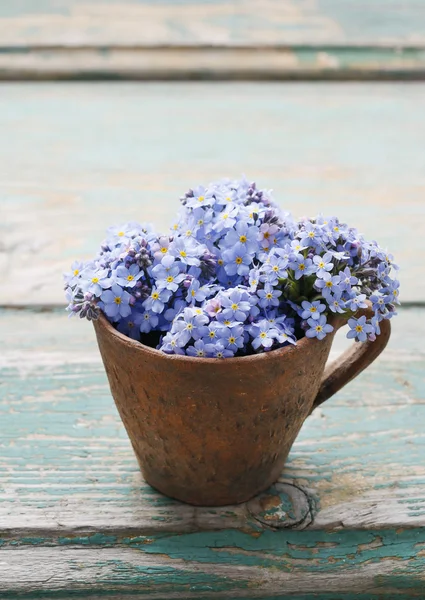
[1,308,425,596]
[1,532,425,598]
[0,308,424,537]
[0,1,424,47]
[1,46,425,81]
[0,83,423,304]
[0,2,424,79]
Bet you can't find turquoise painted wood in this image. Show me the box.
[1,308,424,596]
[1,83,424,304]
[0,1,424,78]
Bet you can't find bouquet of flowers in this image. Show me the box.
[64,177,399,358]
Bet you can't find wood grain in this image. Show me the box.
[0,308,423,536]
[1,0,424,46]
[1,307,424,596]
[0,1,424,79]
[1,83,423,304]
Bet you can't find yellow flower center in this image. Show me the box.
[316,325,323,332]
[195,308,202,314]
[118,231,124,237]
[172,224,178,231]
[266,293,273,300]
[198,219,204,225]
[318,261,325,268]
[225,196,232,202]
[263,232,270,239]
[231,303,238,310]
[198,196,205,202]
[127,275,134,281]
[167,276,174,283]
[222,213,229,220]
[355,325,363,333]
[73,269,79,276]
[191,289,196,297]
[334,226,339,232]
[209,331,216,338]
[218,259,224,266]
[235,257,243,265]
[260,332,267,339]
[186,230,192,237]
[160,247,167,253]
[251,279,257,286]
[91,277,99,284]
[144,314,150,320]
[229,336,236,344]
[239,235,247,243]
[197,350,204,356]
[128,321,134,328]
[187,323,193,330]
[179,250,187,257]
[393,290,398,296]
[299,264,305,271]
[224,319,231,326]
[272,265,279,272]
[114,297,122,304]
[325,281,333,287]
[310,307,317,313]
[152,292,159,300]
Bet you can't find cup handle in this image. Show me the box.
[310,306,391,413]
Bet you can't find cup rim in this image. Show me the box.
[94,311,336,365]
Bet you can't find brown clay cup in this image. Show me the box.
[94,306,390,506]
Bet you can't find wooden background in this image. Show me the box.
[1,2,425,598]
[0,1,424,78]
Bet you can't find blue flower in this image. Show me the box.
[185,186,214,209]
[204,342,234,358]
[305,315,334,341]
[218,324,245,351]
[222,244,252,276]
[172,307,209,346]
[289,254,315,280]
[262,254,289,284]
[347,315,374,342]
[138,310,159,333]
[249,268,261,292]
[115,264,144,288]
[257,284,282,308]
[82,268,111,296]
[160,331,185,355]
[249,319,275,350]
[221,221,259,254]
[186,339,211,357]
[315,272,342,299]
[187,279,208,303]
[339,266,358,291]
[63,260,85,287]
[220,288,251,322]
[313,253,334,278]
[347,293,368,312]
[328,296,346,314]
[143,287,172,314]
[300,300,326,321]
[169,237,201,267]
[299,221,321,247]
[101,284,132,321]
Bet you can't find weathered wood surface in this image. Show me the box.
[0,308,424,596]
[1,0,425,46]
[0,1,425,79]
[0,308,423,533]
[1,83,423,304]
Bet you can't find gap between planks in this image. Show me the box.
[0,45,425,81]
